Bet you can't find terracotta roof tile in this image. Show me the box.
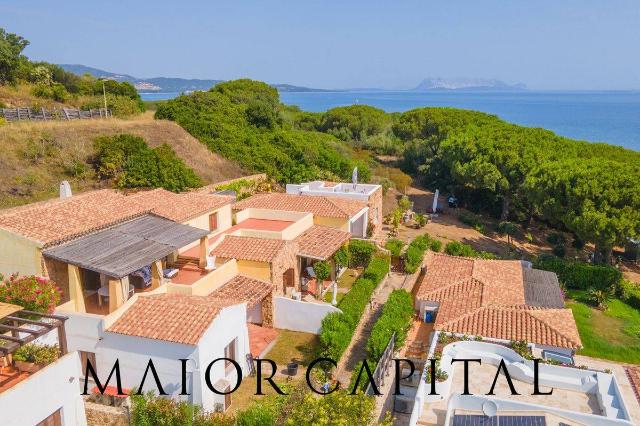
[417,253,581,349]
[295,225,351,260]
[0,190,149,246]
[210,275,273,307]
[211,235,288,262]
[106,294,235,345]
[233,193,366,218]
[130,188,233,222]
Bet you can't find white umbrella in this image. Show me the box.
[432,189,439,213]
[352,167,358,189]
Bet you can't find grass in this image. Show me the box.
[265,330,320,368]
[0,115,245,208]
[337,268,359,290]
[567,290,640,364]
[324,291,345,304]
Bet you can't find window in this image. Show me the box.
[224,338,236,373]
[209,212,218,231]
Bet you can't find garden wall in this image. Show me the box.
[273,297,341,334]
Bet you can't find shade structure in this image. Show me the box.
[43,214,209,278]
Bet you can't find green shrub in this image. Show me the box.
[313,261,331,282]
[13,344,59,365]
[130,391,234,426]
[552,244,566,258]
[0,274,62,313]
[333,246,349,270]
[444,241,497,259]
[348,240,376,267]
[458,211,485,234]
[385,238,405,257]
[366,290,413,360]
[618,279,640,309]
[93,134,201,192]
[404,234,441,273]
[533,255,622,290]
[362,256,390,284]
[546,232,567,246]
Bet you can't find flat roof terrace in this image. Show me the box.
[419,363,601,425]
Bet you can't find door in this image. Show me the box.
[282,268,295,294]
[209,212,218,231]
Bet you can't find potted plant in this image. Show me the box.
[287,361,299,376]
[13,344,60,373]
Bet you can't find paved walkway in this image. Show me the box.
[335,272,407,385]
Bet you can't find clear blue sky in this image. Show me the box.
[2,0,639,90]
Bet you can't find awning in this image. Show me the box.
[43,214,209,278]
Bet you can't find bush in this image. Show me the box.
[546,232,566,246]
[285,390,375,425]
[367,290,413,360]
[93,134,201,192]
[385,238,405,257]
[313,261,331,282]
[552,244,566,258]
[444,241,497,259]
[333,246,349,270]
[130,392,234,426]
[458,211,485,234]
[13,344,59,365]
[404,233,442,273]
[319,255,389,360]
[348,240,376,267]
[533,255,622,290]
[82,94,143,117]
[618,279,640,309]
[0,274,62,313]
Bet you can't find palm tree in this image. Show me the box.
[588,287,612,310]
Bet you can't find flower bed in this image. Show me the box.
[0,274,62,313]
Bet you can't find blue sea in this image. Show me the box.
[141,91,640,151]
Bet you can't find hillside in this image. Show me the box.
[0,113,246,208]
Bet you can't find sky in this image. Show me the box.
[2,0,639,90]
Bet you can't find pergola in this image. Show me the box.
[42,214,210,313]
[0,302,69,356]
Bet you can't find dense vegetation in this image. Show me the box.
[533,254,622,291]
[93,134,201,192]
[404,233,442,273]
[155,79,370,183]
[320,248,389,361]
[0,27,144,116]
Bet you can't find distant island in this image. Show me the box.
[58,64,333,93]
[413,77,526,91]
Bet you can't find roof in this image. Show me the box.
[416,253,581,349]
[0,188,233,247]
[0,190,148,246]
[43,215,209,278]
[211,235,289,262]
[106,294,234,345]
[210,275,273,308]
[295,225,351,259]
[130,188,233,222]
[233,193,367,218]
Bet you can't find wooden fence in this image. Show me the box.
[0,107,111,122]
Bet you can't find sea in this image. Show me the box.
[141,91,640,151]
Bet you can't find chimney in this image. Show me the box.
[59,181,72,199]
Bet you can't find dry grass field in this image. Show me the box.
[0,113,246,208]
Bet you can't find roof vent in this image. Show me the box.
[59,181,72,199]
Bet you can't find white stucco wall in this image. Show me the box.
[273,296,342,334]
[0,352,87,426]
[0,228,42,277]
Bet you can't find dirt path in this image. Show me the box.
[335,272,407,385]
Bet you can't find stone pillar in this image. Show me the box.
[199,236,209,268]
[67,264,86,313]
[332,282,338,306]
[151,260,163,289]
[108,277,124,313]
[262,293,273,328]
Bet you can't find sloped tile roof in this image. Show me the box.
[130,188,233,222]
[295,225,351,260]
[211,235,288,262]
[106,294,235,345]
[210,275,273,308]
[233,193,366,218]
[0,190,149,246]
[416,253,581,349]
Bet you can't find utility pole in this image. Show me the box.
[102,80,108,118]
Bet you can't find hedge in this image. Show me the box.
[404,234,441,273]
[366,290,414,359]
[533,255,622,290]
[319,254,390,361]
[444,241,497,259]
[385,238,405,257]
[349,240,376,267]
[619,279,640,310]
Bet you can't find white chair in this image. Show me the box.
[205,255,217,271]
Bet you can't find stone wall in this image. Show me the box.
[262,293,274,327]
[270,241,299,295]
[368,187,384,234]
[85,401,129,426]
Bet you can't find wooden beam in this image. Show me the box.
[199,236,209,268]
[108,277,124,313]
[151,260,163,289]
[68,264,86,313]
